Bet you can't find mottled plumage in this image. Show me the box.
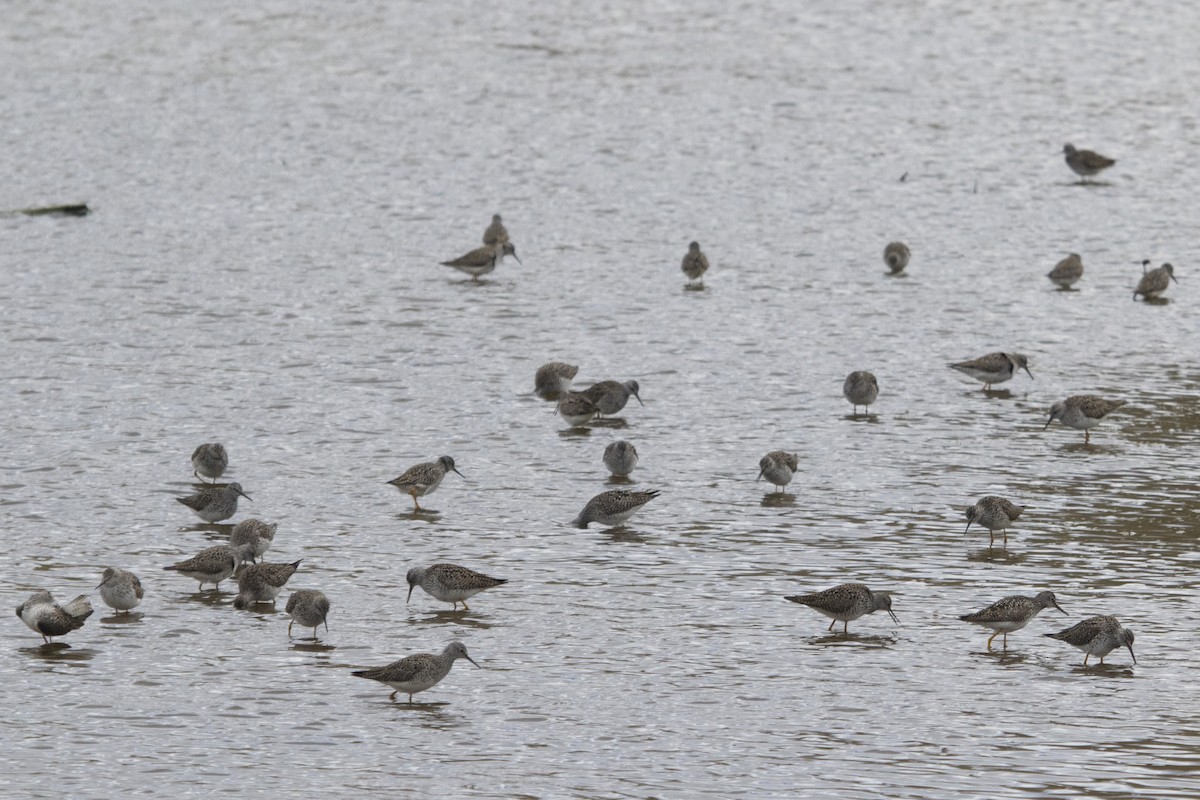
[603,440,639,477]
[285,589,331,638]
[785,583,898,634]
[406,563,507,611]
[1133,262,1177,300]
[681,241,709,285]
[757,450,798,492]
[1063,143,1115,182]
[883,241,910,274]
[535,361,579,399]
[229,518,278,564]
[482,213,509,246]
[581,379,643,416]
[233,560,302,609]
[959,591,1066,651]
[97,567,144,614]
[387,455,463,511]
[175,482,251,523]
[948,352,1033,390]
[440,242,520,280]
[556,392,599,427]
[352,641,480,703]
[573,489,660,529]
[842,371,878,416]
[16,591,93,644]
[965,496,1023,547]
[1043,395,1127,444]
[1047,253,1084,288]
[1045,615,1136,666]
[190,442,228,483]
[163,544,250,590]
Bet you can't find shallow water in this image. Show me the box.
[3,1,1199,797]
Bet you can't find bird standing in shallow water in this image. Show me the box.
[1047,253,1084,289]
[757,450,798,493]
[681,241,709,287]
[573,489,659,529]
[965,496,1023,547]
[556,392,599,428]
[387,456,463,511]
[190,443,228,483]
[229,518,278,564]
[1063,143,1115,183]
[286,590,330,638]
[580,380,643,416]
[785,583,898,634]
[163,544,250,590]
[16,591,93,644]
[352,641,480,703]
[176,482,251,523]
[948,352,1033,391]
[883,241,910,274]
[482,213,509,246]
[843,371,878,417]
[1133,262,1178,300]
[535,361,579,399]
[1045,615,1135,666]
[959,591,1066,651]
[406,564,507,611]
[97,567,144,614]
[233,560,302,609]
[440,242,520,281]
[603,440,639,478]
[1043,395,1126,444]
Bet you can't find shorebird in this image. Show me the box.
[1063,143,1115,183]
[352,641,480,703]
[556,392,599,427]
[1043,395,1126,444]
[1045,615,1135,666]
[535,361,579,399]
[1047,253,1084,288]
[97,567,144,614]
[233,560,302,609]
[757,450,798,493]
[229,518,278,564]
[482,213,509,246]
[843,371,878,417]
[163,543,251,590]
[965,496,1023,547]
[1133,262,1178,300]
[603,440,639,478]
[285,590,331,638]
[387,456,463,511]
[175,482,251,523]
[573,489,659,529]
[948,352,1033,390]
[681,241,709,286]
[16,591,93,644]
[406,564,507,611]
[785,583,898,634]
[440,242,520,281]
[580,380,643,416]
[190,442,228,483]
[959,591,1066,651]
[883,241,910,274]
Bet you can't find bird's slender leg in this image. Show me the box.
[843,621,849,634]
[288,620,294,637]
[1084,430,1090,445]
[989,530,995,547]
[986,631,998,651]
[389,691,398,701]
[461,599,471,611]
[410,491,421,511]
[1002,633,1008,651]
[827,619,836,633]
[1083,655,1090,667]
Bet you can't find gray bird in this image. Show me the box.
[163,543,251,590]
[681,241,709,286]
[97,567,144,614]
[16,591,93,644]
[440,242,520,280]
[1045,615,1136,667]
[786,583,898,634]
[603,440,639,478]
[573,489,659,529]
[580,380,643,416]
[843,371,878,417]
[406,564,507,611]
[883,241,910,274]
[387,456,463,511]
[1133,262,1177,300]
[757,450,798,493]
[352,641,480,703]
[176,482,251,523]
[229,518,278,564]
[1063,143,1115,183]
[233,560,302,609]
[959,591,1066,651]
[965,496,1023,548]
[285,589,331,638]
[190,442,228,483]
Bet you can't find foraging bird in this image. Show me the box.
[1133,262,1178,300]
[190,442,228,483]
[1045,615,1136,667]
[440,242,520,280]
[948,352,1033,390]
[16,591,93,644]
[229,518,278,564]
[163,544,251,590]
[603,440,639,478]
[681,241,709,286]
[233,560,302,609]
[883,241,910,274]
[580,380,643,416]
[387,456,463,511]
[556,392,599,428]
[1063,143,1115,183]
[285,590,331,638]
[482,213,509,246]
[1047,253,1084,288]
[842,371,878,417]
[757,450,798,493]
[573,489,659,529]
[352,641,480,703]
[959,591,1066,651]
[964,496,1023,547]
[97,567,144,614]
[1043,395,1126,444]
[175,482,251,523]
[406,563,507,611]
[534,361,579,399]
[785,583,898,634]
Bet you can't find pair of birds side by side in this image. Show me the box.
[441,214,520,280]
[959,593,1134,665]
[556,379,643,427]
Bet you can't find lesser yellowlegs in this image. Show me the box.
[843,371,878,417]
[16,591,93,644]
[1043,395,1126,444]
[757,450,798,493]
[948,352,1033,390]
[176,482,251,523]
[959,591,1066,650]
[535,361,579,399]
[285,589,331,638]
[387,456,463,511]
[440,242,520,280]
[190,442,228,483]
[965,496,1023,547]
[603,440,639,477]
[352,641,480,703]
[233,560,302,609]
[406,564,507,611]
[681,241,709,286]
[1045,615,1135,666]
[785,583,898,634]
[97,567,144,614]
[1047,253,1084,288]
[573,489,659,529]
[1133,262,1177,300]
[883,241,910,274]
[1063,143,1115,183]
